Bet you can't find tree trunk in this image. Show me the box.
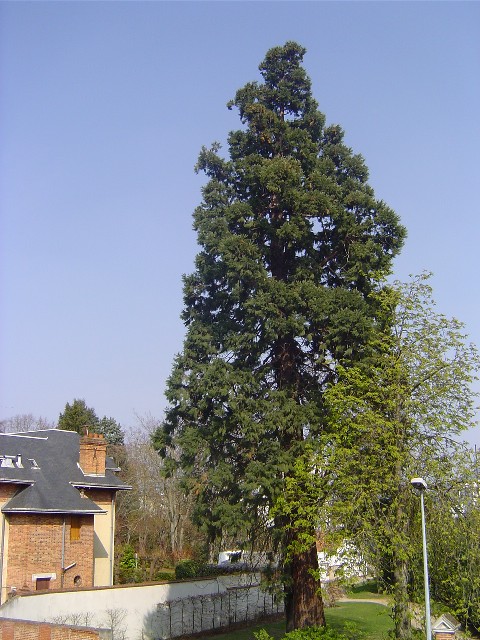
[393,554,411,640]
[392,450,412,640]
[285,540,326,631]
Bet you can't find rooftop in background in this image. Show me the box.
[0,429,130,514]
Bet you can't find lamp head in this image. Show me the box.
[411,477,427,491]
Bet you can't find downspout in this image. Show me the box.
[61,517,66,588]
[110,494,115,585]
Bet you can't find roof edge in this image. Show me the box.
[71,482,132,491]
[2,507,107,515]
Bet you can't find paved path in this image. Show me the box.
[337,597,390,607]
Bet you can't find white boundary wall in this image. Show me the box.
[0,574,283,640]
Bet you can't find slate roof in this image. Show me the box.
[0,429,130,514]
[432,614,461,632]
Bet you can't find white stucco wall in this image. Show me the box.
[0,573,281,640]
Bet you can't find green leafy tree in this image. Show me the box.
[58,400,124,446]
[323,274,479,639]
[155,42,405,630]
[58,398,99,434]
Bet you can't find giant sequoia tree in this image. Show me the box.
[156,42,405,629]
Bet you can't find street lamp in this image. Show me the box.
[411,477,432,640]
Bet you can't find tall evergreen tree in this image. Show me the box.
[97,416,125,445]
[58,401,124,446]
[155,42,405,629]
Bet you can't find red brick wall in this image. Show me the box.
[0,618,107,639]
[83,490,113,508]
[5,514,94,593]
[0,485,18,504]
[79,435,106,476]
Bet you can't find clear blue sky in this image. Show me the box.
[1,2,479,444]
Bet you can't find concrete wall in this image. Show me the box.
[0,574,283,640]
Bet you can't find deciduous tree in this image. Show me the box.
[156,42,405,630]
[0,414,55,433]
[323,274,479,639]
[116,417,200,580]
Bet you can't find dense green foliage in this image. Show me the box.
[426,458,480,633]
[174,559,256,580]
[58,398,124,444]
[156,41,405,629]
[117,543,142,584]
[322,274,479,638]
[58,398,98,434]
[96,415,125,445]
[174,559,200,579]
[255,627,356,640]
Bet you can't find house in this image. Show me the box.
[0,428,130,603]
[316,538,369,583]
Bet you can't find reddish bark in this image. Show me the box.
[285,540,326,631]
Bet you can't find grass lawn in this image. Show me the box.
[327,601,392,639]
[199,601,393,640]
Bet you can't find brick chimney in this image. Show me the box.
[79,432,106,476]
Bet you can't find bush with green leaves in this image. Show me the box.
[118,544,142,584]
[254,625,360,640]
[175,559,200,579]
[155,571,176,581]
[174,560,255,579]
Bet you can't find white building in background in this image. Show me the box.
[317,541,369,582]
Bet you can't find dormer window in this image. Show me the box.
[0,455,24,468]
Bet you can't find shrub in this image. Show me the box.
[175,560,199,579]
[174,560,254,579]
[254,626,359,640]
[155,571,175,581]
[118,544,142,584]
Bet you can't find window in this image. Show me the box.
[70,516,81,541]
[36,577,50,591]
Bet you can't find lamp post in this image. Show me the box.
[411,477,432,640]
